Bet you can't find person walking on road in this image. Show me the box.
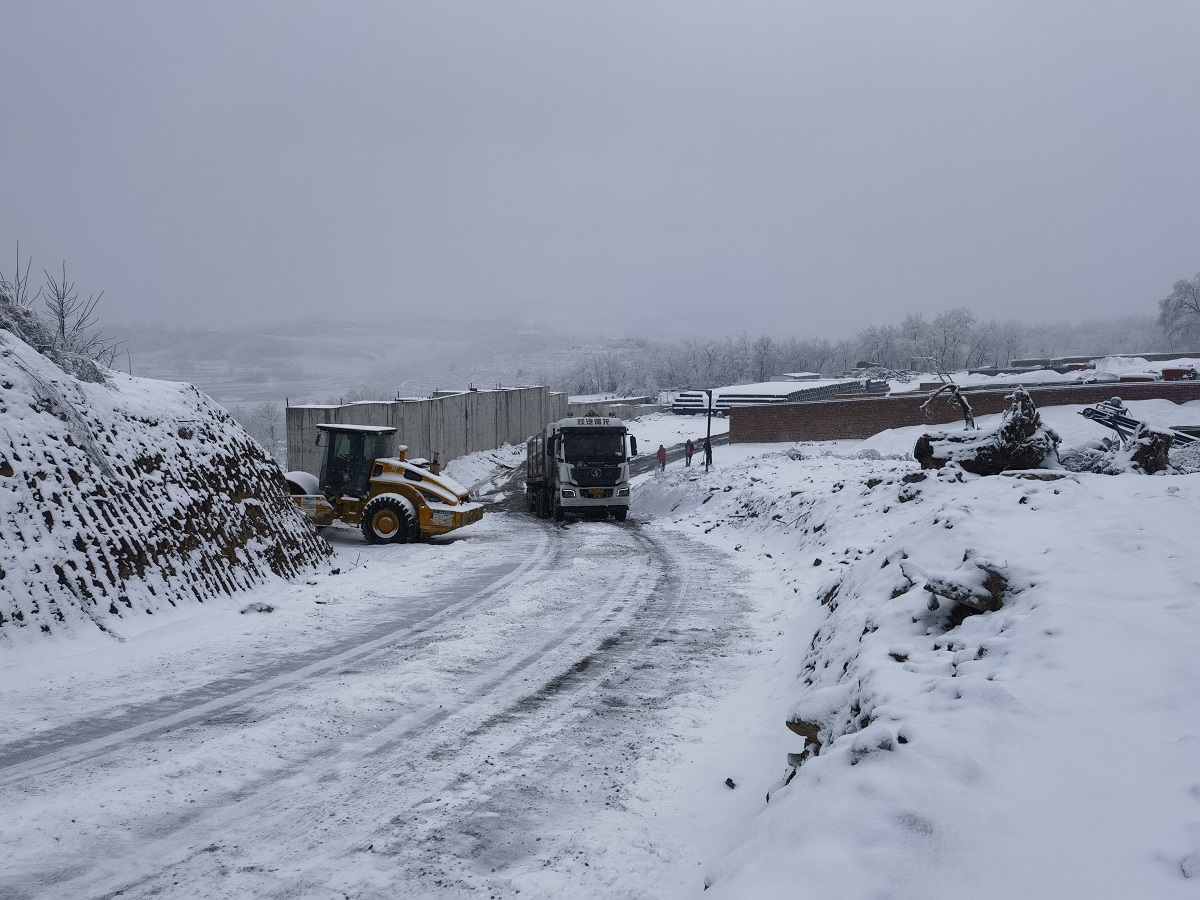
[685,439,694,467]
[703,437,712,468]
[656,444,667,472]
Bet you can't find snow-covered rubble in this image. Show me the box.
[0,331,329,646]
[637,436,1200,897]
[914,386,1061,474]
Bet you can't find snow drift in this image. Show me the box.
[0,329,330,644]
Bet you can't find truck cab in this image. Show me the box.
[526,415,637,521]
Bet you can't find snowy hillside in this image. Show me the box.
[637,431,1200,896]
[121,319,591,404]
[0,331,330,646]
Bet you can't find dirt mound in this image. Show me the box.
[0,331,330,644]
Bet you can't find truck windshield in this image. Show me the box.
[562,430,625,463]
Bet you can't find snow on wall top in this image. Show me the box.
[714,379,853,397]
[0,331,330,646]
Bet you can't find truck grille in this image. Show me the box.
[571,465,621,487]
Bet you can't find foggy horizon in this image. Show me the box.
[108,305,1171,348]
[3,1,1197,341]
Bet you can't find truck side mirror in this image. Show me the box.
[629,436,637,457]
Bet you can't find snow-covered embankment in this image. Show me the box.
[638,440,1200,897]
[0,331,329,645]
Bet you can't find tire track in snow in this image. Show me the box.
[0,528,555,787]
[168,523,700,899]
[8,518,680,900]
[365,525,712,894]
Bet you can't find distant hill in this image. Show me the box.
[120,318,598,404]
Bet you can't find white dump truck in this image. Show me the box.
[526,415,637,522]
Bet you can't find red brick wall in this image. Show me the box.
[730,382,1200,443]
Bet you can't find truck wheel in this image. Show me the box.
[361,495,417,544]
[613,508,628,522]
[553,500,564,522]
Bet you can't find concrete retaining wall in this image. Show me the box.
[287,387,568,475]
[731,382,1200,444]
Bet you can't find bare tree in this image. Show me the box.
[1158,272,1200,347]
[930,307,976,369]
[751,335,774,381]
[964,320,996,369]
[994,321,1025,368]
[42,261,122,366]
[230,401,286,464]
[0,241,41,308]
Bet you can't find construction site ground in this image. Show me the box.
[0,431,771,900]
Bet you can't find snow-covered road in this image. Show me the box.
[1,509,760,899]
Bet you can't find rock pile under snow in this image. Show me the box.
[1061,424,1175,475]
[0,330,330,644]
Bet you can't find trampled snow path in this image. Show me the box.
[0,512,757,899]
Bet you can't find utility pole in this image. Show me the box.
[705,389,713,473]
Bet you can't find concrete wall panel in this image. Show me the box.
[286,386,573,474]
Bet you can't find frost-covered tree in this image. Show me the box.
[930,307,976,370]
[544,307,1169,396]
[992,321,1025,367]
[0,241,40,308]
[1157,272,1200,347]
[229,400,286,465]
[42,262,122,366]
[751,335,774,382]
[0,244,121,383]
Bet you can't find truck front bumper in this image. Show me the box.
[558,487,629,509]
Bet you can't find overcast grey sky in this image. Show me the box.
[2,1,1196,339]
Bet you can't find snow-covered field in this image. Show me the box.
[624,411,729,451]
[6,386,1200,897]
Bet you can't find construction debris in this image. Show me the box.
[914,387,1060,475]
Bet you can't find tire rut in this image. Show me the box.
[0,529,557,788]
[21,518,671,900]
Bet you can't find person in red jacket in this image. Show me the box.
[656,444,667,472]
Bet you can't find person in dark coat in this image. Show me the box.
[703,437,712,467]
[685,439,695,467]
[656,444,667,471]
